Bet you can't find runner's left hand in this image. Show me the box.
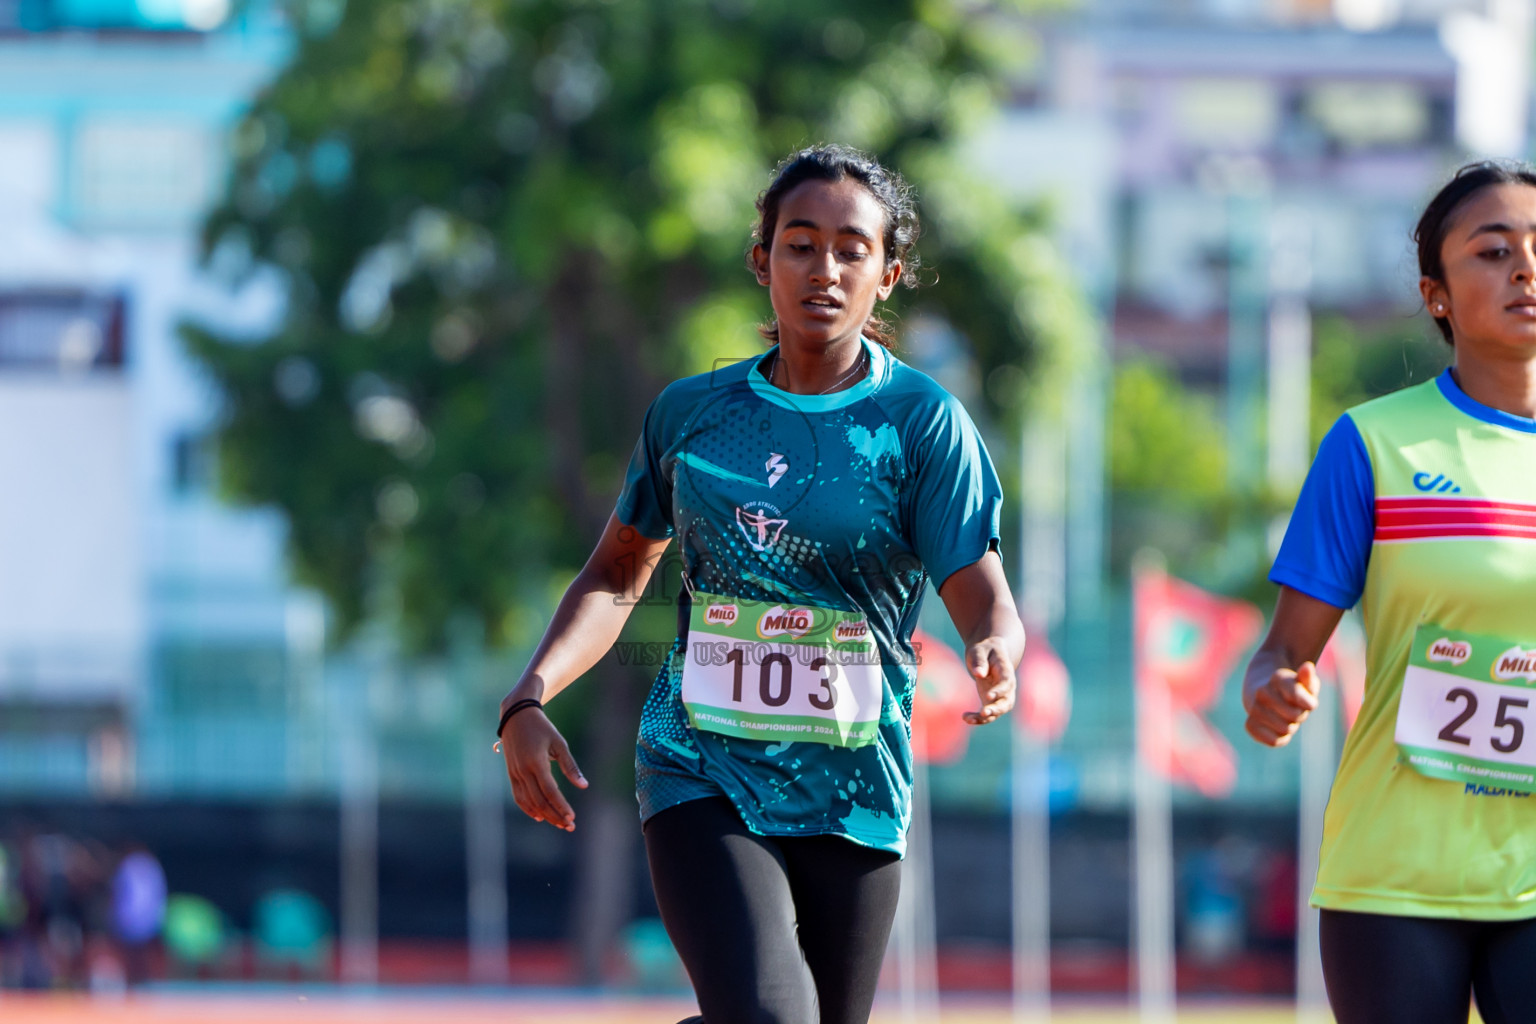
[963,638,1017,725]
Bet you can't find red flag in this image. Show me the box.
[1017,620,1071,742]
[909,629,975,765]
[1134,562,1262,797]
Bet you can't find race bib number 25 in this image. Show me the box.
[681,592,884,748]
[1395,624,1536,793]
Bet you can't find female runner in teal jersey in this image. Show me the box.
[497,145,1026,1024]
[1244,162,1536,1024]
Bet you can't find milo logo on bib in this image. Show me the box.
[1492,647,1536,683]
[1395,624,1536,793]
[834,619,871,645]
[702,602,738,627]
[758,606,814,639]
[1426,638,1472,665]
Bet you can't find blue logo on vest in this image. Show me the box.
[1412,472,1462,494]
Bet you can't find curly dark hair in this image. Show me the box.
[1415,159,1536,346]
[748,144,921,350]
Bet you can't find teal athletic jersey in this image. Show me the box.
[615,337,1003,855]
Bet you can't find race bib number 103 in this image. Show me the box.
[681,592,884,748]
[1394,624,1536,793]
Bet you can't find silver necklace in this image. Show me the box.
[769,346,868,395]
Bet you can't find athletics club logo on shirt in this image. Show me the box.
[758,606,814,639]
[735,502,788,553]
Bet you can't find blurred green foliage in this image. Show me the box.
[1309,313,1451,447]
[1105,314,1450,596]
[185,0,1093,654]
[1107,355,1249,588]
[1112,316,1443,595]
[1110,358,1226,498]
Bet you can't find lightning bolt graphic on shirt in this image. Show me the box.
[765,453,787,488]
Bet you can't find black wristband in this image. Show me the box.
[496,697,543,739]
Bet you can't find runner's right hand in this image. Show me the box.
[1244,661,1320,748]
[500,708,588,831]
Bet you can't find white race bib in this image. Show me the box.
[1395,624,1536,793]
[680,592,884,748]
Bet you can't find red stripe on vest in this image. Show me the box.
[1376,496,1536,514]
[1375,523,1536,541]
[1374,496,1536,541]
[1377,509,1536,528]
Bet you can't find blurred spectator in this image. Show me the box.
[1181,842,1247,965]
[620,916,687,992]
[0,840,25,986]
[0,843,21,929]
[18,832,109,989]
[0,833,252,990]
[111,846,167,985]
[162,893,227,979]
[252,887,332,981]
[1250,850,1299,952]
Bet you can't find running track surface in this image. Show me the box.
[0,994,1486,1023]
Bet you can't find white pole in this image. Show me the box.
[1262,208,1328,1024]
[1132,602,1175,1024]
[284,593,326,793]
[1013,410,1063,1023]
[1065,359,1107,620]
[339,686,379,985]
[1011,723,1051,1023]
[465,731,509,984]
[1266,209,1313,504]
[1266,297,1311,492]
[896,759,940,1023]
[457,627,510,987]
[1021,411,1068,628]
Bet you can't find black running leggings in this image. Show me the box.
[643,796,903,1024]
[1320,908,1536,1024]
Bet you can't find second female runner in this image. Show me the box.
[1243,161,1536,1024]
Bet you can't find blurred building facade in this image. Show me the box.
[0,1,294,796]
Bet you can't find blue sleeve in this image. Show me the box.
[614,397,675,540]
[1269,414,1375,609]
[908,396,1004,589]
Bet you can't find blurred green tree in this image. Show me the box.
[1309,313,1450,447]
[1106,356,1243,587]
[185,0,1090,978]
[1105,315,1450,600]
[188,0,1087,653]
